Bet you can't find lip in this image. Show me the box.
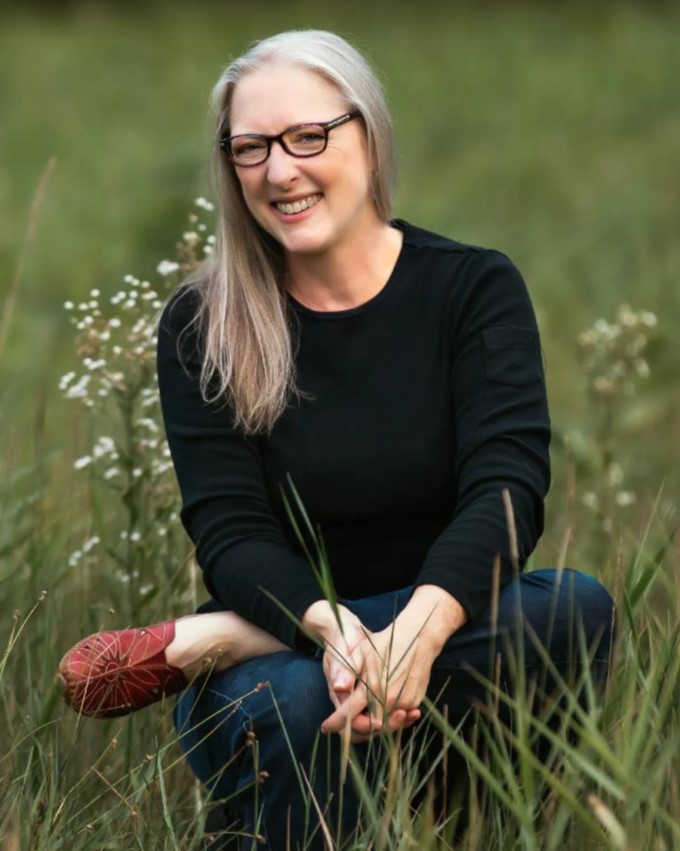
[270,192,323,205]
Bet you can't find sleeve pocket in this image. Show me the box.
[482,326,543,387]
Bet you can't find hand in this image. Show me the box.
[320,585,467,743]
[320,620,436,742]
[301,600,371,739]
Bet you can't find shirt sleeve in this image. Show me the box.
[414,250,551,621]
[156,288,324,648]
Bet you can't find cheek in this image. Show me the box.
[238,177,268,221]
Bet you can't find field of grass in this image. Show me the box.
[1,2,679,849]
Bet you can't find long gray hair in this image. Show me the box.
[182,30,396,434]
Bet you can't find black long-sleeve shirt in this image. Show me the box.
[157,220,551,649]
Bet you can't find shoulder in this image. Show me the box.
[159,284,202,337]
[156,284,206,374]
[397,219,519,278]
[396,219,528,302]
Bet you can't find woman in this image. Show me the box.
[58,30,615,850]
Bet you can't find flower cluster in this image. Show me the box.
[577,305,657,399]
[61,199,215,606]
[574,304,660,526]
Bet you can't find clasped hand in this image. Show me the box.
[320,615,437,744]
[302,588,465,745]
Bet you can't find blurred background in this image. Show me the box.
[1,0,679,564]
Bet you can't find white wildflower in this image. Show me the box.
[582,492,599,511]
[74,456,92,470]
[635,359,650,378]
[130,531,141,542]
[137,418,159,433]
[82,535,100,553]
[93,436,116,459]
[64,301,74,310]
[615,491,636,507]
[195,196,214,211]
[59,371,76,390]
[157,260,180,277]
[607,463,624,487]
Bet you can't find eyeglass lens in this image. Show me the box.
[229,124,327,166]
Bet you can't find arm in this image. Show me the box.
[156,288,324,648]
[414,249,551,620]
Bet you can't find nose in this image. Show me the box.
[265,140,299,187]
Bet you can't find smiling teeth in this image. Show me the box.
[276,194,322,215]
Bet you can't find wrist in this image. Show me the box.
[397,585,467,655]
[301,600,350,643]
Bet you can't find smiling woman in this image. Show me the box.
[57,29,615,851]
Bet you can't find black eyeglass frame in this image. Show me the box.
[218,110,362,167]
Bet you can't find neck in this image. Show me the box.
[285,218,403,312]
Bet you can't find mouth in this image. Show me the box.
[273,193,323,216]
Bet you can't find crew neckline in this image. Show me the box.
[285,220,409,320]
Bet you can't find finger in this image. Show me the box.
[321,691,368,734]
[332,667,355,693]
[327,649,360,692]
[349,710,383,736]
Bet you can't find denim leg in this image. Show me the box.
[174,649,363,851]
[174,570,615,849]
[426,568,616,722]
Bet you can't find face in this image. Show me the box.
[227,62,378,260]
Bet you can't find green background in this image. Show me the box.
[2,0,678,523]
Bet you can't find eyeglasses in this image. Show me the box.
[219,110,361,167]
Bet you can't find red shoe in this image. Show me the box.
[57,620,188,718]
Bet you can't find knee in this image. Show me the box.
[496,569,616,667]
[206,651,332,757]
[564,569,616,657]
[531,569,616,664]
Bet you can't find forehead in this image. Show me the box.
[229,62,347,135]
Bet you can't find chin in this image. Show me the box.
[276,228,334,257]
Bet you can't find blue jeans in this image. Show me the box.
[174,569,615,850]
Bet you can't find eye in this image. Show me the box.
[288,127,325,146]
[231,136,267,157]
